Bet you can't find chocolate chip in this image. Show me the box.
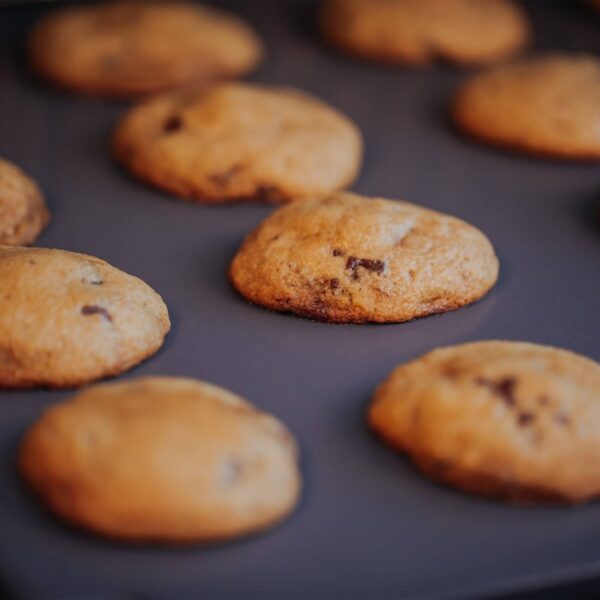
[329,278,340,290]
[345,256,385,280]
[332,248,344,257]
[518,412,535,426]
[163,115,183,133]
[475,376,518,407]
[209,163,245,188]
[81,305,112,322]
[256,184,283,203]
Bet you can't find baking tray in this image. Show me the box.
[1,1,599,598]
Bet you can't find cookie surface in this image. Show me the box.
[20,376,301,543]
[453,54,600,159]
[319,0,529,66]
[0,158,49,246]
[28,2,263,98]
[230,192,498,323]
[369,341,600,504]
[113,83,362,203]
[0,247,170,388]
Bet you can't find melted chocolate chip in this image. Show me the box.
[518,412,535,426]
[476,376,518,407]
[209,163,246,188]
[329,278,340,290]
[332,248,344,257]
[163,115,183,134]
[256,184,283,203]
[81,305,112,322]
[345,256,385,280]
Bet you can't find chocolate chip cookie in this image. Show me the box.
[369,341,600,504]
[20,376,301,543]
[453,54,600,159]
[319,0,530,67]
[0,247,170,388]
[230,192,499,323]
[28,2,263,98]
[0,158,49,246]
[113,83,363,203]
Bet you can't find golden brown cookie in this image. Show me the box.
[230,192,499,323]
[319,0,530,67]
[28,2,263,98]
[0,158,49,246]
[452,54,600,159]
[0,247,170,388]
[19,376,301,543]
[113,83,363,204]
[369,341,600,504]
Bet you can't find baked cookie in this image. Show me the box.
[369,341,600,504]
[230,192,498,323]
[0,247,170,388]
[453,54,600,159]
[0,158,49,246]
[113,83,362,203]
[319,0,529,67]
[19,376,301,543]
[28,2,263,98]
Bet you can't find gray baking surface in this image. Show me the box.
[0,1,599,598]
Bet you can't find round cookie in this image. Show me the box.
[369,341,600,504]
[319,0,530,67]
[229,192,499,323]
[0,158,49,246]
[0,247,170,388]
[28,2,263,98]
[19,376,301,543]
[113,83,363,204]
[452,54,600,160]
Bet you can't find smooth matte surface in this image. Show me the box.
[0,1,599,598]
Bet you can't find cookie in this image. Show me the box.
[369,341,600,504]
[319,0,529,67]
[0,247,170,388]
[113,83,363,204]
[19,376,301,543]
[0,158,49,246]
[28,2,263,98]
[229,192,498,323]
[452,54,600,159]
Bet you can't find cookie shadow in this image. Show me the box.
[564,191,600,239]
